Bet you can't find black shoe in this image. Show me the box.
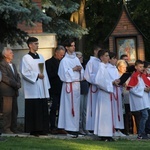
[12,130,21,134]
[38,131,48,136]
[67,131,78,138]
[107,137,115,141]
[137,134,149,140]
[100,137,115,142]
[30,132,39,137]
[50,129,58,135]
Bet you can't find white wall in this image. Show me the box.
[11,33,57,122]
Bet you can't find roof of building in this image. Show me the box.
[104,2,147,41]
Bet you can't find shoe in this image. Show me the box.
[50,129,58,134]
[107,137,115,142]
[67,131,78,138]
[137,134,149,140]
[57,129,68,135]
[38,131,48,136]
[79,129,86,135]
[118,131,126,137]
[30,132,39,137]
[113,131,126,137]
[84,130,93,135]
[100,137,115,142]
[67,134,78,138]
[3,129,14,134]
[113,131,120,137]
[12,130,21,134]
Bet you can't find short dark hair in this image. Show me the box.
[143,61,150,68]
[93,45,101,51]
[26,37,38,47]
[98,49,109,58]
[109,52,117,59]
[135,59,144,66]
[62,38,75,47]
[120,54,128,59]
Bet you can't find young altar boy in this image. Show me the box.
[94,50,120,141]
[127,60,150,139]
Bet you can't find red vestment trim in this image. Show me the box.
[127,71,150,90]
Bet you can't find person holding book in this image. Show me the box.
[107,52,126,137]
[20,37,50,136]
[84,45,101,133]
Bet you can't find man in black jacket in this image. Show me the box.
[46,45,65,134]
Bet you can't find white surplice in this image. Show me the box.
[94,62,114,137]
[107,63,124,129]
[58,52,84,131]
[20,54,50,99]
[84,56,101,130]
[129,77,150,111]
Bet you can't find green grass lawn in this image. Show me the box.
[0,137,150,150]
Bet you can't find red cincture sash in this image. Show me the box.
[90,85,98,117]
[110,93,115,133]
[113,87,120,121]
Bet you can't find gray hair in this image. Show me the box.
[55,45,65,52]
[75,51,82,57]
[2,47,11,57]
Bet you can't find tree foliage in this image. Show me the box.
[42,0,88,42]
[0,0,51,46]
[84,0,150,60]
[84,0,122,58]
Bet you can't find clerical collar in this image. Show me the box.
[28,51,40,59]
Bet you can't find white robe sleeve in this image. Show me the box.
[20,55,39,84]
[95,64,113,93]
[84,61,96,84]
[129,84,144,98]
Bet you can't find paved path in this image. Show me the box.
[1,133,138,140]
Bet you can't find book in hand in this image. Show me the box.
[38,63,44,73]
[119,72,131,85]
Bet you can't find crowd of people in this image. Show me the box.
[0,37,150,142]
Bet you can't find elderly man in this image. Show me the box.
[0,47,21,134]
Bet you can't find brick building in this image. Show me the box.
[105,3,146,64]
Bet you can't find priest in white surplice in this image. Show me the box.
[84,46,101,132]
[58,39,84,137]
[94,50,120,141]
[20,37,50,136]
